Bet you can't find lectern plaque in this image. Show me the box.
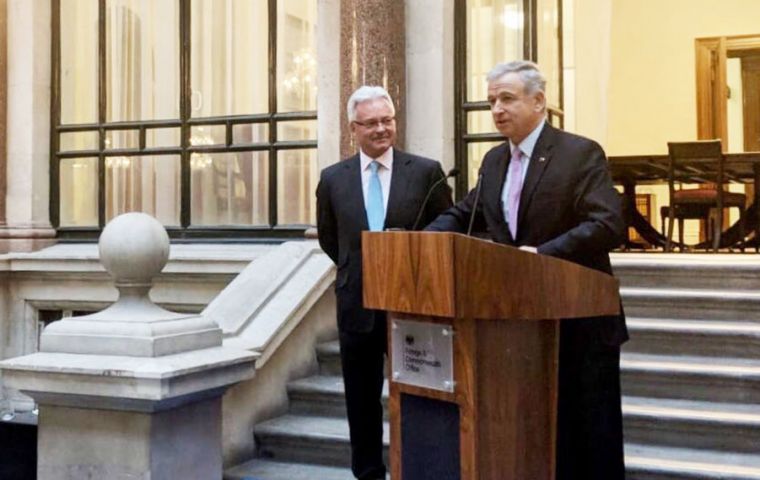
[390,316,454,393]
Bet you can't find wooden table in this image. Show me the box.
[608,152,760,249]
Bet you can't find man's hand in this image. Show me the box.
[519,245,538,253]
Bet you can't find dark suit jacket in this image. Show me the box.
[427,123,628,347]
[317,149,453,333]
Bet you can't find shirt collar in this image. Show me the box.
[509,119,546,159]
[360,147,394,171]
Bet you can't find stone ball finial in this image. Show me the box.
[98,213,170,285]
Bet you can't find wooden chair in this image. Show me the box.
[664,140,746,252]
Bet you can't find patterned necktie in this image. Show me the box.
[506,148,524,239]
[366,161,385,231]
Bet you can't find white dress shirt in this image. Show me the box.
[501,120,546,224]
[360,147,394,213]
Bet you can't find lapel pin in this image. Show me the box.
[539,156,546,162]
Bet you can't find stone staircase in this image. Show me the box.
[225,341,385,480]
[226,255,760,480]
[616,255,760,480]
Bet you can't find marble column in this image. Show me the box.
[0,0,56,252]
[340,0,406,159]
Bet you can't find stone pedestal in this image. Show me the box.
[0,213,256,479]
[38,398,221,479]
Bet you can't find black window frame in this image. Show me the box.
[453,0,563,199]
[50,0,317,241]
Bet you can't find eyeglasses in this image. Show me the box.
[352,117,395,129]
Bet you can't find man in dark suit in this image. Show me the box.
[316,86,453,480]
[426,61,627,479]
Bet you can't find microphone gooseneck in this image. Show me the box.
[466,173,484,236]
[411,168,460,231]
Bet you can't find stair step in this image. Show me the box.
[625,317,760,358]
[254,414,389,468]
[226,449,760,480]
[316,340,342,376]
[288,377,760,454]
[612,253,760,291]
[623,397,760,453]
[621,288,760,321]
[621,353,760,403]
[224,459,355,480]
[625,443,760,480]
[288,375,388,418]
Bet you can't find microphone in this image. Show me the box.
[466,173,484,236]
[411,168,460,231]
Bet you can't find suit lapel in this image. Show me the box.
[344,155,369,230]
[384,149,411,228]
[517,123,556,227]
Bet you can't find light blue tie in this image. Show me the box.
[366,161,385,231]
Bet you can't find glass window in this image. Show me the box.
[105,129,139,150]
[190,0,268,117]
[277,149,317,225]
[466,0,524,102]
[456,0,562,195]
[232,123,269,144]
[467,142,501,187]
[59,158,99,227]
[59,132,99,152]
[277,120,317,142]
[146,128,181,148]
[106,0,180,122]
[537,0,562,112]
[277,0,318,112]
[53,0,318,236]
[60,0,98,125]
[105,155,181,225]
[191,152,269,226]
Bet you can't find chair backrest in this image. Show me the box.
[667,139,724,207]
[667,140,724,184]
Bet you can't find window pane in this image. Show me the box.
[60,158,98,226]
[537,0,561,110]
[191,125,225,146]
[467,0,523,101]
[467,142,502,188]
[105,155,180,225]
[233,123,269,144]
[277,0,317,112]
[105,129,139,150]
[147,128,181,148]
[59,131,99,152]
[191,0,268,117]
[60,0,98,124]
[277,120,317,141]
[106,0,180,122]
[191,152,269,226]
[277,149,317,225]
[467,111,496,134]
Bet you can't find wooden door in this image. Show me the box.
[742,55,760,152]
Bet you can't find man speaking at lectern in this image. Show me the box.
[426,61,627,479]
[316,86,452,480]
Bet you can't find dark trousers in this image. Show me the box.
[339,316,387,480]
[556,343,625,480]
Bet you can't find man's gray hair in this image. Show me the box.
[486,61,546,95]
[346,86,395,122]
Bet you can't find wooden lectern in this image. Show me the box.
[362,231,620,480]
